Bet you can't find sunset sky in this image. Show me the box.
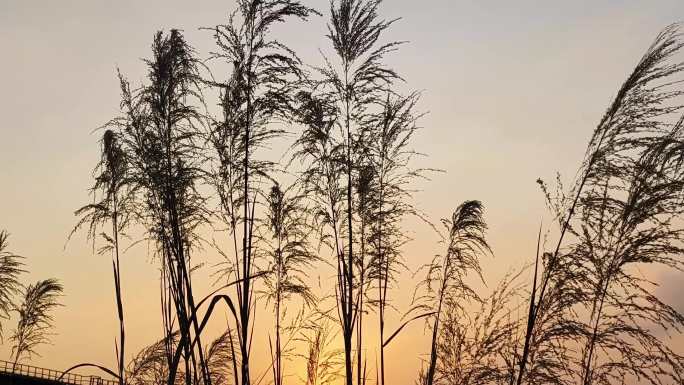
[1,1,684,384]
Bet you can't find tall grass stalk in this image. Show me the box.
[206,2,317,384]
[0,230,25,340]
[417,201,491,385]
[516,23,684,385]
[73,128,133,385]
[10,279,63,366]
[296,2,402,383]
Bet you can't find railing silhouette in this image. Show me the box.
[0,360,117,385]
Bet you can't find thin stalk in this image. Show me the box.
[515,127,609,385]
[425,257,450,385]
[346,64,355,385]
[111,197,125,385]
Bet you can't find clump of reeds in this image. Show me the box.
[10,279,63,366]
[0,230,25,339]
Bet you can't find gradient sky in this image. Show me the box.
[1,1,684,384]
